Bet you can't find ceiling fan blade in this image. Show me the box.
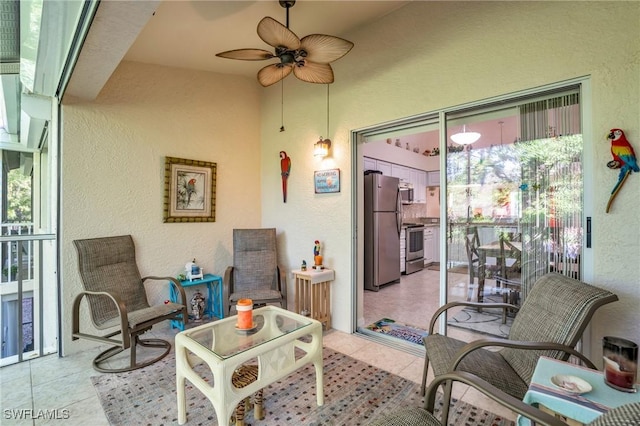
[293,61,334,84]
[257,17,300,50]
[258,63,293,87]
[216,49,275,61]
[300,34,354,64]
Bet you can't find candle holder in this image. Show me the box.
[603,336,638,393]
[236,298,255,330]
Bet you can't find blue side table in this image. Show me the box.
[170,273,224,330]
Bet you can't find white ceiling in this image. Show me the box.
[65,0,518,144]
[123,1,409,77]
[64,0,409,100]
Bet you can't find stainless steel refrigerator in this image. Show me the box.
[364,172,402,291]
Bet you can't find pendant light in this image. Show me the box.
[451,125,481,145]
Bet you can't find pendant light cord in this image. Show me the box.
[326,84,330,138]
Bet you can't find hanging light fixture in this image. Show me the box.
[314,84,332,158]
[450,125,481,145]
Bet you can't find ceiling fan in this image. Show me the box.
[216,0,354,87]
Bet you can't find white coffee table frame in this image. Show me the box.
[175,305,324,425]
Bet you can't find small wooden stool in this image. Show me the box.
[231,365,264,426]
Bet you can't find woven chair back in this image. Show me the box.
[232,228,278,294]
[502,273,617,384]
[74,235,150,328]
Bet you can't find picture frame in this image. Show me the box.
[314,169,340,194]
[163,157,217,223]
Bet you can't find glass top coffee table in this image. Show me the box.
[175,305,324,425]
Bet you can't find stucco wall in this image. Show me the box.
[60,62,262,354]
[259,1,640,358]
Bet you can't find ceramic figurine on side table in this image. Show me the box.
[185,258,203,281]
[313,240,324,270]
[190,291,206,322]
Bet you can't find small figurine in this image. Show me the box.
[301,260,307,271]
[190,291,206,321]
[313,240,324,270]
[185,258,203,281]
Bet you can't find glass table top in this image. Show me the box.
[182,306,313,359]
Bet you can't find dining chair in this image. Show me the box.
[464,226,481,301]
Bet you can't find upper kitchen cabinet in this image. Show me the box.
[364,157,392,175]
[412,169,427,203]
[391,164,410,183]
[427,171,440,186]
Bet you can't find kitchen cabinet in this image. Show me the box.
[364,157,377,172]
[427,171,440,186]
[364,157,427,202]
[423,226,439,266]
[377,160,392,176]
[364,157,392,176]
[414,170,427,203]
[391,164,410,183]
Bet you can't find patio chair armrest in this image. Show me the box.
[143,275,188,305]
[223,266,234,315]
[425,372,568,426]
[71,290,130,347]
[427,301,518,333]
[451,338,597,371]
[277,265,287,306]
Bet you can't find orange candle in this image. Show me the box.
[236,298,253,329]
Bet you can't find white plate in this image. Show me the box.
[550,374,592,394]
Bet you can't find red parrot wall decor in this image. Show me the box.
[280,151,291,203]
[606,128,639,213]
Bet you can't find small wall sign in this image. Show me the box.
[314,169,340,193]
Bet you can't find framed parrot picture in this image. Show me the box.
[163,156,217,223]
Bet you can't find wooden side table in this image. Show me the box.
[291,268,335,329]
[169,273,224,330]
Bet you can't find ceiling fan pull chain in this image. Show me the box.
[280,76,285,132]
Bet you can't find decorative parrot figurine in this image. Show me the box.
[186,178,197,206]
[280,151,291,203]
[606,128,639,213]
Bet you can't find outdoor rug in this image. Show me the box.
[91,347,514,426]
[365,318,429,346]
[448,294,514,338]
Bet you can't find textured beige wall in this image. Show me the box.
[260,1,640,357]
[61,62,262,354]
[60,2,639,360]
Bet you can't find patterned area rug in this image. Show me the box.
[448,294,514,338]
[91,347,514,425]
[365,318,429,345]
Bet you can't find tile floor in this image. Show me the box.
[1,268,516,425]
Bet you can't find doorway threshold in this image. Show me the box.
[356,327,426,358]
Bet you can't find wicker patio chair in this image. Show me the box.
[420,273,618,422]
[223,228,287,315]
[72,235,188,373]
[371,371,567,426]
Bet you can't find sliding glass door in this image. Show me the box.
[444,85,585,339]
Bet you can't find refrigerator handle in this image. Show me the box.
[396,188,402,235]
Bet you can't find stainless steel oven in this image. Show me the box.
[405,224,424,274]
